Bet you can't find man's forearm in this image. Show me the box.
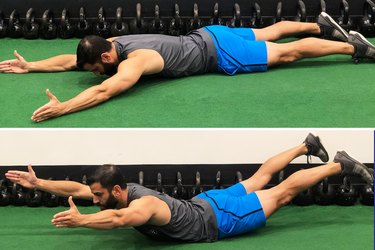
[28,54,77,72]
[36,179,91,199]
[79,210,127,229]
[62,85,112,115]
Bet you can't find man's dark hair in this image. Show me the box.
[76,35,112,69]
[87,164,127,191]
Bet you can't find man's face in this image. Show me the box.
[89,182,119,210]
[84,62,117,76]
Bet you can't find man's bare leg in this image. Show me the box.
[256,162,341,218]
[241,133,328,193]
[253,21,321,41]
[256,150,373,219]
[240,144,307,194]
[266,38,355,66]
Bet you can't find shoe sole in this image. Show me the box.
[320,12,349,39]
[349,30,375,48]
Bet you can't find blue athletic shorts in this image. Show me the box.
[203,25,268,75]
[197,183,266,239]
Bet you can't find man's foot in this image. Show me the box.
[348,30,375,60]
[317,12,349,41]
[303,133,329,162]
[334,151,374,184]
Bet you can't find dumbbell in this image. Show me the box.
[149,5,167,34]
[360,0,375,37]
[359,168,374,205]
[227,3,244,28]
[25,188,43,207]
[59,8,75,39]
[155,173,166,194]
[138,171,144,186]
[12,183,26,206]
[172,172,187,199]
[338,0,353,32]
[313,177,336,205]
[294,0,307,22]
[76,7,91,38]
[40,9,57,39]
[0,179,11,206]
[271,1,284,25]
[0,11,8,39]
[209,3,223,26]
[23,8,39,39]
[250,2,262,28]
[169,3,183,36]
[188,3,203,32]
[130,3,148,34]
[111,7,129,36]
[8,10,23,38]
[94,7,110,38]
[336,176,357,206]
[190,171,203,197]
[213,171,224,189]
[236,171,243,183]
[320,0,327,13]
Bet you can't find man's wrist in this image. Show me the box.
[26,62,35,72]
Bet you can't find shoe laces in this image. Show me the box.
[307,155,312,167]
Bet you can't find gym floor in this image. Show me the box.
[0,204,372,250]
[1,38,375,128]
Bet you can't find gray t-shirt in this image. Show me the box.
[113,29,217,77]
[127,183,218,242]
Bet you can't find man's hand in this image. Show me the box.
[0,50,29,73]
[5,165,38,189]
[52,196,84,228]
[32,89,67,122]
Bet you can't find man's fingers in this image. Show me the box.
[46,89,58,101]
[27,164,35,175]
[32,110,52,122]
[13,50,24,61]
[53,210,71,219]
[68,196,76,209]
[32,105,50,117]
[4,173,19,182]
[0,59,15,66]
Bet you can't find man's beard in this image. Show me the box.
[103,63,118,76]
[100,193,119,210]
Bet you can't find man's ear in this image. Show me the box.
[101,52,112,63]
[112,185,122,198]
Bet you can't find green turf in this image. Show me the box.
[0,205,373,249]
[1,38,375,127]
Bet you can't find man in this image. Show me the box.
[5,133,374,242]
[0,12,374,122]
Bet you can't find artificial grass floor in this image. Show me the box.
[0,38,375,127]
[0,205,373,250]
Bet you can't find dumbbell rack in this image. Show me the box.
[0,164,373,206]
[1,0,375,38]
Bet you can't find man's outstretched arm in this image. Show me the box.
[5,165,93,199]
[0,50,77,73]
[31,50,163,122]
[52,196,171,229]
